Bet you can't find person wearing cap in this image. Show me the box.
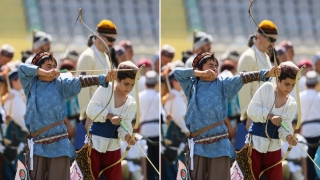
[137,58,152,92]
[2,70,28,180]
[18,51,116,179]
[174,52,280,179]
[118,40,134,61]
[297,59,313,92]
[160,44,175,68]
[299,71,320,179]
[313,53,320,92]
[152,52,160,73]
[279,40,295,62]
[220,50,240,67]
[139,70,160,180]
[75,20,117,149]
[185,31,213,68]
[162,70,189,179]
[86,61,138,180]
[275,46,287,64]
[0,44,14,68]
[25,31,52,64]
[247,61,300,179]
[114,45,127,65]
[236,20,278,150]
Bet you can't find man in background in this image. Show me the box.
[25,31,52,64]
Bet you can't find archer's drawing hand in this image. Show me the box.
[270,115,281,126]
[110,116,121,125]
[266,66,281,78]
[106,71,117,82]
[194,69,217,81]
[286,134,297,146]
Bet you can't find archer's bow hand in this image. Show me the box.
[125,134,138,146]
[286,134,297,146]
[266,66,281,78]
[106,71,117,82]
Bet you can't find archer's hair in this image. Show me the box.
[32,51,57,67]
[87,34,96,47]
[247,35,257,47]
[193,52,219,70]
[278,62,299,81]
[117,66,137,81]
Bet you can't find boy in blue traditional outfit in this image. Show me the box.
[174,52,280,180]
[18,51,115,180]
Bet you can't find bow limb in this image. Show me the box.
[78,8,111,56]
[77,8,115,134]
[259,65,306,178]
[99,65,145,176]
[248,0,278,142]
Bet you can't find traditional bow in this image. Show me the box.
[76,9,115,135]
[248,0,280,144]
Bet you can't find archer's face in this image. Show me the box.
[201,59,218,73]
[40,60,57,71]
[278,78,295,95]
[116,77,135,95]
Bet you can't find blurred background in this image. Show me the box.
[161,0,320,63]
[0,0,159,62]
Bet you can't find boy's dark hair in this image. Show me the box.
[192,52,219,70]
[117,62,138,81]
[278,62,299,82]
[32,51,57,67]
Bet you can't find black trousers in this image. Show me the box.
[305,136,320,180]
[147,136,159,180]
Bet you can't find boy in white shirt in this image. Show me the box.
[247,61,299,179]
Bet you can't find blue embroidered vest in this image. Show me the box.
[90,120,119,139]
[248,121,280,139]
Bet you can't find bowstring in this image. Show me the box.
[248,1,277,146]
[58,13,79,70]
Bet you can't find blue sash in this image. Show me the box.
[90,120,120,139]
[248,121,279,139]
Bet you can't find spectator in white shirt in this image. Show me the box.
[139,70,159,180]
[300,71,320,179]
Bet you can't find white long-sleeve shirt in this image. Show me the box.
[139,89,159,138]
[86,84,136,152]
[164,89,189,134]
[300,89,320,137]
[4,89,27,132]
[247,82,297,153]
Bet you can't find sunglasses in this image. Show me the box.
[100,34,116,42]
[260,34,277,43]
